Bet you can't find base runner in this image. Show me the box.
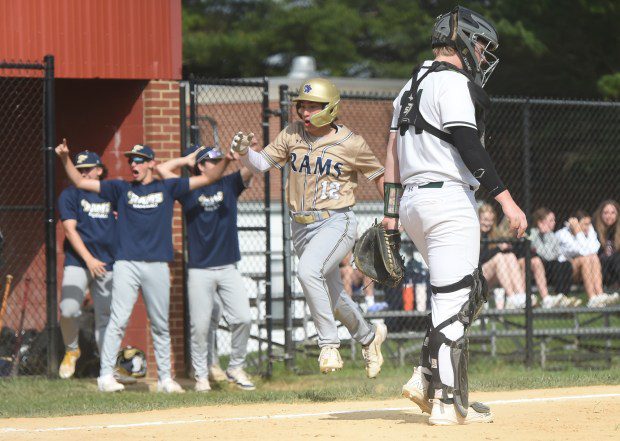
[231,78,387,378]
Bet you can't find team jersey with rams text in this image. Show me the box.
[261,121,384,212]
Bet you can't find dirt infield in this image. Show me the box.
[1,385,618,440]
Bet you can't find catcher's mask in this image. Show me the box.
[293,78,340,127]
[431,6,499,87]
[115,346,147,378]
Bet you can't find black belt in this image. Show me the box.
[419,181,475,191]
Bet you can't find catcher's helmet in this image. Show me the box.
[431,6,499,87]
[115,346,147,378]
[293,78,340,127]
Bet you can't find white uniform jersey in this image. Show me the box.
[390,60,479,188]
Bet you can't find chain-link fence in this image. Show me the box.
[1,68,612,379]
[276,89,620,370]
[183,78,277,376]
[0,57,57,377]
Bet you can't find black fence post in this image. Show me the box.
[523,99,534,367]
[262,77,273,378]
[189,77,198,146]
[43,54,58,378]
[179,82,192,377]
[279,84,294,370]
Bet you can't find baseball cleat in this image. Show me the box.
[208,364,228,383]
[428,400,493,426]
[318,346,343,374]
[402,366,432,414]
[58,348,81,379]
[157,377,185,393]
[97,374,125,392]
[362,322,387,378]
[194,377,211,392]
[226,367,256,391]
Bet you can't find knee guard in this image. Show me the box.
[425,268,488,417]
[419,314,433,378]
[59,298,82,319]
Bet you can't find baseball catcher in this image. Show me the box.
[353,222,405,288]
[382,6,527,426]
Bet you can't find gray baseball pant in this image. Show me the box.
[207,298,222,367]
[99,260,173,380]
[292,210,375,348]
[59,265,112,352]
[188,265,252,379]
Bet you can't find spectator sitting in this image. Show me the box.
[555,209,619,307]
[530,208,581,307]
[593,199,620,289]
[497,217,575,308]
[478,203,531,309]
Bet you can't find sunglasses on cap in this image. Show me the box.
[127,156,148,165]
[199,157,223,165]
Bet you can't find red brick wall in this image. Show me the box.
[142,80,185,378]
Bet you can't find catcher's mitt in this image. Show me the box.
[353,222,405,288]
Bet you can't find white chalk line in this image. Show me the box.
[1,393,618,434]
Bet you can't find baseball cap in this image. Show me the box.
[184,145,224,163]
[123,144,155,160]
[74,151,102,168]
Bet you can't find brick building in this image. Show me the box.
[0,0,186,377]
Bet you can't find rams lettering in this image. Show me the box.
[289,153,343,178]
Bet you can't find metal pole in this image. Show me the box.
[262,78,273,378]
[179,82,192,376]
[523,99,534,367]
[43,54,58,377]
[189,76,199,146]
[279,84,294,370]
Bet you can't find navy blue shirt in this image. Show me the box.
[179,172,246,268]
[58,186,116,271]
[100,178,190,262]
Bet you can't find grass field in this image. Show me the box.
[1,358,618,418]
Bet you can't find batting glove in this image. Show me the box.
[230,132,254,155]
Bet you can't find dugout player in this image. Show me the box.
[56,140,229,393]
[381,7,527,425]
[156,145,255,392]
[58,150,114,379]
[230,78,388,378]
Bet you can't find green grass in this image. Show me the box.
[1,359,618,418]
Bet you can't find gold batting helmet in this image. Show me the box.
[293,78,340,127]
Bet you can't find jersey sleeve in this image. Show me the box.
[261,127,292,170]
[228,171,246,197]
[353,137,385,181]
[164,177,191,199]
[99,179,125,203]
[176,190,191,207]
[439,74,477,131]
[58,188,77,221]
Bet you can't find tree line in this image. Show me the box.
[183,0,620,99]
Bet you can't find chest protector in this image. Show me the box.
[397,61,490,146]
